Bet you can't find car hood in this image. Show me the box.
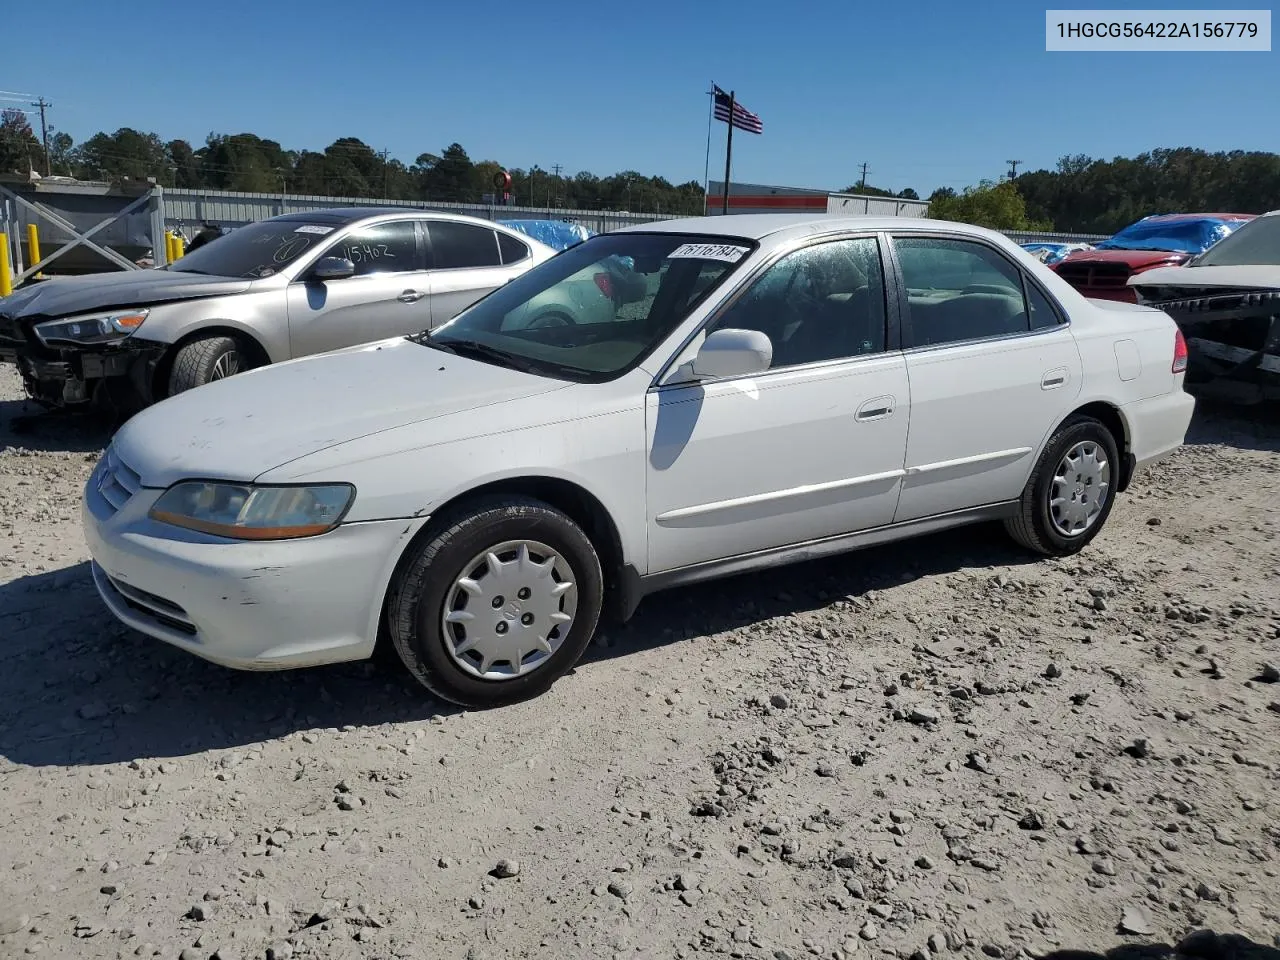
[1056,249,1189,269]
[110,337,568,488]
[0,269,254,320]
[1128,263,1280,290]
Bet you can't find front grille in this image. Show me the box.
[95,445,143,514]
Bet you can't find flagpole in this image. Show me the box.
[722,90,735,215]
[702,83,714,215]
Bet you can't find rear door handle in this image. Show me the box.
[397,289,426,303]
[856,395,896,421]
[1042,367,1068,389]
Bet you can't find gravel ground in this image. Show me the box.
[1,362,1278,960]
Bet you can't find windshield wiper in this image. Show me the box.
[427,338,542,374]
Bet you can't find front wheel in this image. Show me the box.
[168,335,247,396]
[1004,415,1121,556]
[387,495,604,708]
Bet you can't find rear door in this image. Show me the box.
[285,219,429,356]
[887,232,1083,523]
[424,219,528,327]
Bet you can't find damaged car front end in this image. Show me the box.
[1130,210,1280,403]
[0,305,166,410]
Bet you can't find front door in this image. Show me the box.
[286,219,429,357]
[889,233,1084,523]
[646,235,912,574]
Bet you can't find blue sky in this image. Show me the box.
[3,0,1275,195]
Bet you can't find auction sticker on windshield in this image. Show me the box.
[669,242,749,262]
[294,225,336,235]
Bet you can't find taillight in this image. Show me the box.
[1172,328,1188,374]
[593,272,615,299]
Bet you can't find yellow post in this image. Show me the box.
[163,231,175,263]
[0,234,12,297]
[26,223,42,278]
[172,232,185,259]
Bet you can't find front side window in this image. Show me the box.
[327,221,420,276]
[894,237,1033,346]
[705,236,888,368]
[428,221,502,269]
[415,233,751,381]
[167,219,337,279]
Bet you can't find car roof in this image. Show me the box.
[613,213,1012,244]
[1138,212,1256,222]
[270,207,519,228]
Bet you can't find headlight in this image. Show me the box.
[34,308,150,346]
[148,481,355,540]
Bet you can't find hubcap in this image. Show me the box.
[210,350,240,380]
[441,540,578,681]
[1049,440,1110,537]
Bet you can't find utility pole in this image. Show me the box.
[859,162,869,190]
[551,164,563,207]
[1006,159,1021,180]
[30,96,51,176]
[379,149,389,198]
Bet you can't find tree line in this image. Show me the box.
[2,108,1277,233]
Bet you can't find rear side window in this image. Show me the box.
[429,221,502,269]
[1026,280,1063,329]
[498,232,531,264]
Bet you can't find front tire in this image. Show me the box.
[387,495,604,708]
[168,335,246,395]
[1004,415,1121,557]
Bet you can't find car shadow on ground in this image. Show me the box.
[1182,395,1280,453]
[1041,930,1280,960]
[0,519,1039,769]
[0,397,118,454]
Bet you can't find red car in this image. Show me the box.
[1051,213,1255,302]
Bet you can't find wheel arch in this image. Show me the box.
[374,474,638,657]
[152,325,273,400]
[1056,400,1134,491]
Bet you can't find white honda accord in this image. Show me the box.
[82,214,1196,707]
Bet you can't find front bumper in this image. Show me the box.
[81,454,429,670]
[0,328,166,409]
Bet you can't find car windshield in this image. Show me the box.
[168,220,338,279]
[413,232,752,381]
[1191,215,1280,267]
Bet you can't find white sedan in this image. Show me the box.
[81,214,1196,708]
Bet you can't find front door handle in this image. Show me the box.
[856,395,896,421]
[397,289,426,303]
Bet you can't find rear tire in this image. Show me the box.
[167,335,246,395]
[387,495,604,708]
[1004,415,1121,557]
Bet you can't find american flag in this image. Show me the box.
[712,85,763,135]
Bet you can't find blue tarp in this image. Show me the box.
[1021,242,1077,265]
[497,219,595,251]
[1094,216,1250,255]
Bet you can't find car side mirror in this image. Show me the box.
[310,256,355,281]
[690,328,772,379]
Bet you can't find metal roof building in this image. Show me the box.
[705,179,929,217]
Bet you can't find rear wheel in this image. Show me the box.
[1004,415,1120,556]
[387,495,604,708]
[168,335,247,395]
